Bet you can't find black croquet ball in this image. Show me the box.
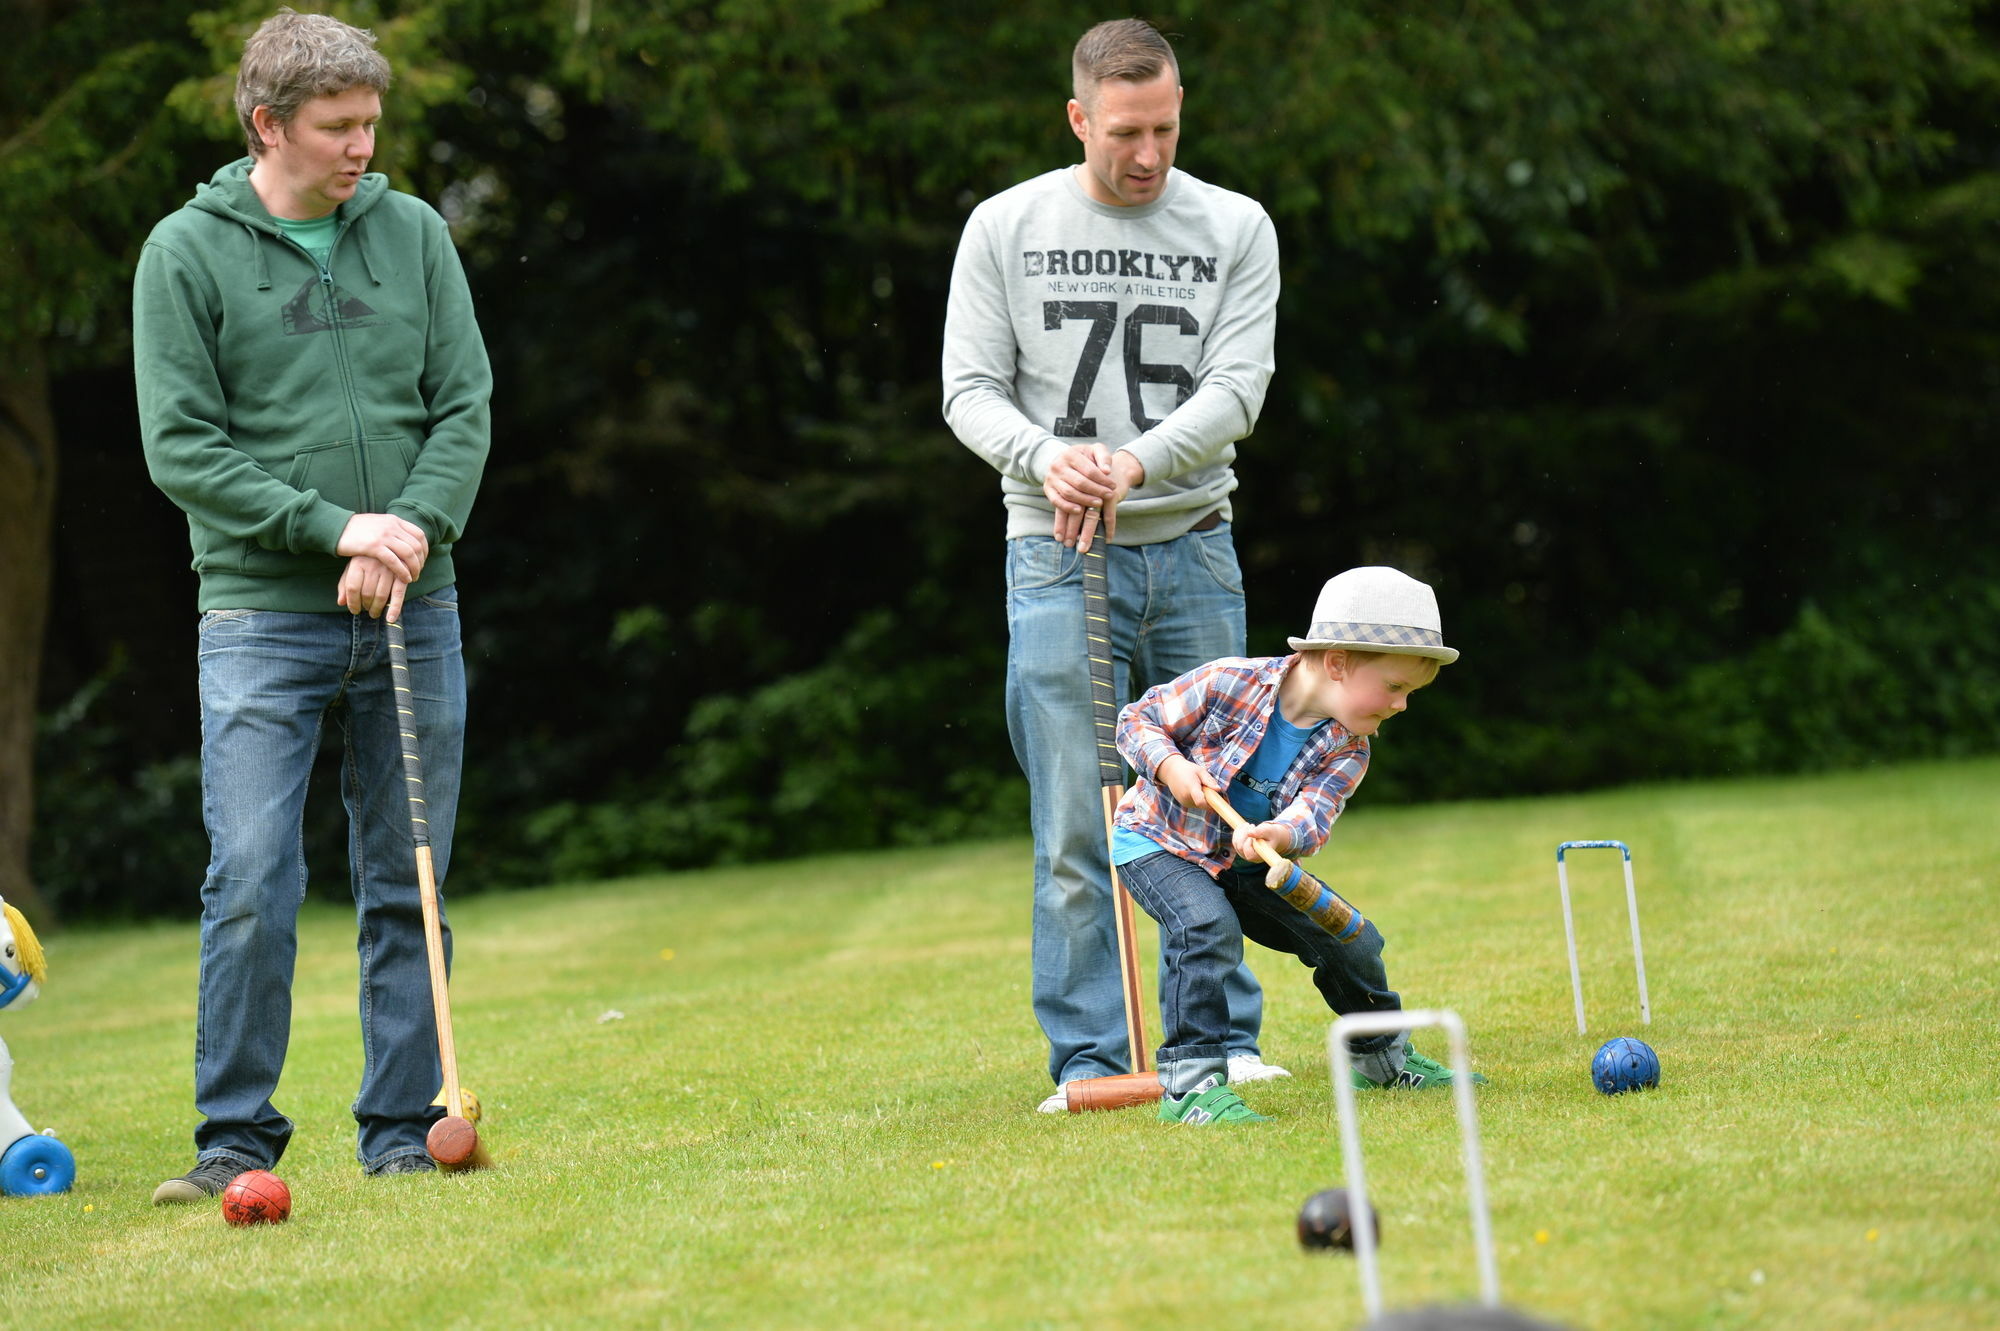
[1297,1187,1378,1251]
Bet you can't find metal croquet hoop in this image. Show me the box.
[1555,840,1651,1036]
[1328,1010,1499,1318]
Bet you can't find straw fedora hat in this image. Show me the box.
[1286,567,1459,663]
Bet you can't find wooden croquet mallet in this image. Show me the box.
[1063,538,1165,1114]
[387,619,489,1170]
[1201,789,1367,943]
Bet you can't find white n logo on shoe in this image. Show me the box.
[1181,1104,1215,1124]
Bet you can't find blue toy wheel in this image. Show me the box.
[1,1134,77,1196]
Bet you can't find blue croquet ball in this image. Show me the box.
[1591,1037,1661,1094]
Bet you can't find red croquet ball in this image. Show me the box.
[221,1170,292,1226]
[426,1114,478,1166]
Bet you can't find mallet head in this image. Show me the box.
[427,1114,481,1168]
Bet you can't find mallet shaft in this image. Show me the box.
[388,620,465,1122]
[1084,541,1150,1074]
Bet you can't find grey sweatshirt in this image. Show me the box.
[942,165,1279,545]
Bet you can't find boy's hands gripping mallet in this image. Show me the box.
[1201,790,1366,943]
[386,619,489,1171]
[1064,536,1165,1114]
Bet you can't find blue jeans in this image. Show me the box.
[1005,526,1265,1085]
[192,588,463,1172]
[1118,851,1405,1095]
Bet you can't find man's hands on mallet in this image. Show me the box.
[334,514,429,621]
[336,513,429,582]
[1045,443,1146,553]
[337,555,407,622]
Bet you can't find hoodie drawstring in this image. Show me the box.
[244,223,271,291]
[354,218,383,285]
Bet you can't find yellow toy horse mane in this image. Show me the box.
[2,902,45,986]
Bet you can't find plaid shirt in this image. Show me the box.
[1114,655,1370,876]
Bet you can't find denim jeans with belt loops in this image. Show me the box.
[1118,850,1406,1096]
[1005,525,1265,1086]
[192,587,463,1172]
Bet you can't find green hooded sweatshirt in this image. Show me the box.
[134,158,492,612]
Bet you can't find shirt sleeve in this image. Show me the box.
[941,207,1064,487]
[1117,663,1221,785]
[387,211,492,547]
[1119,209,1279,485]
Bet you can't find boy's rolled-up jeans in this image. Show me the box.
[1118,849,1406,1096]
[192,587,463,1172]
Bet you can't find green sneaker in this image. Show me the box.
[1351,1049,1489,1091]
[1159,1078,1270,1125]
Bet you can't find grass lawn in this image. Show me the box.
[3,757,1996,1329]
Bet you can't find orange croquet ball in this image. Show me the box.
[221,1170,292,1225]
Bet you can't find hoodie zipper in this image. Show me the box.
[279,223,372,507]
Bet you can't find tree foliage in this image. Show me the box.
[22,1,2000,913]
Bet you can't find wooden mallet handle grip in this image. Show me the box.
[1202,788,1289,871]
[1201,788,1366,943]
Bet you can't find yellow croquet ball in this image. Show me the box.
[431,1086,482,1123]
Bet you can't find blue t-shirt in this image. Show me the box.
[1112,709,1324,866]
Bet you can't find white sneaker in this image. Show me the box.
[1227,1053,1292,1084]
[1036,1084,1072,1113]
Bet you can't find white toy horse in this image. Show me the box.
[1,895,75,1195]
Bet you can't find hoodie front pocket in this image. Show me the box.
[284,435,418,513]
[287,439,366,514]
[362,434,418,510]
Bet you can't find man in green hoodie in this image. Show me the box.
[134,8,491,1201]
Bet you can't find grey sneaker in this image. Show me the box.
[368,1153,437,1177]
[151,1157,249,1204]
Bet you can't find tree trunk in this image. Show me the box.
[0,341,57,921]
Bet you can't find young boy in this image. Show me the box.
[1111,566,1476,1124]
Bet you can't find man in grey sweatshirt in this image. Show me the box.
[942,18,1286,1111]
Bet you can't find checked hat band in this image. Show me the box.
[1299,621,1447,651]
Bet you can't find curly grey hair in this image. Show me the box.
[235,8,393,156]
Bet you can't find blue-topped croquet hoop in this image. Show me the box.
[1328,1009,1499,1318]
[1555,840,1651,1035]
